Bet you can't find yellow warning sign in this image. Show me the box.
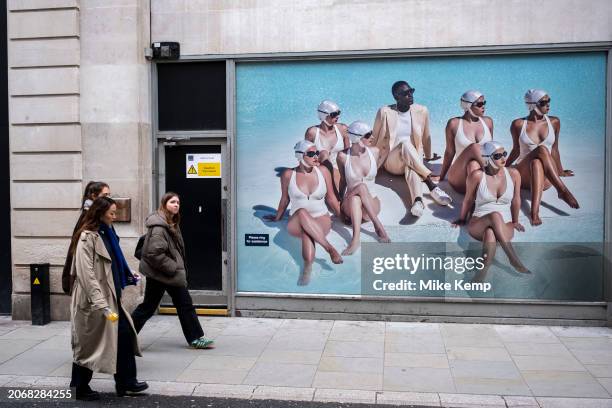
[188,165,197,175]
[198,162,221,177]
[33,278,40,285]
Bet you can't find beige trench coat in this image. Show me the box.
[70,230,141,374]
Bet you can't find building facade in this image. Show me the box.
[4,0,612,324]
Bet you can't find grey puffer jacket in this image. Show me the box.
[139,212,187,287]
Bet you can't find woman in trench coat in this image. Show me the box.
[69,196,148,400]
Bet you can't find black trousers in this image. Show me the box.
[70,304,137,389]
[131,277,204,344]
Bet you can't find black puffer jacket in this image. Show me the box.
[139,212,187,287]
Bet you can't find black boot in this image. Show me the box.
[115,381,149,397]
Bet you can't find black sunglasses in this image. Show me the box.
[490,151,508,160]
[398,87,416,97]
[537,98,551,107]
[304,150,320,158]
[473,100,486,107]
[318,110,341,118]
[362,131,373,139]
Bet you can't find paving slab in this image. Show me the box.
[439,392,506,408]
[505,342,573,357]
[312,370,383,390]
[513,354,586,372]
[313,388,376,404]
[0,348,71,376]
[503,395,540,407]
[176,368,250,384]
[383,367,455,393]
[319,356,383,373]
[537,397,612,408]
[450,360,523,380]
[446,346,511,362]
[259,349,323,365]
[587,365,612,378]
[323,340,384,358]
[385,352,449,368]
[495,325,560,344]
[144,380,198,396]
[242,362,317,388]
[192,383,255,398]
[453,376,532,396]
[523,370,610,398]
[251,385,315,401]
[376,390,441,406]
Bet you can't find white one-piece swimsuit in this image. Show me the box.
[516,115,555,164]
[314,125,344,169]
[453,117,492,162]
[472,167,514,223]
[288,166,328,218]
[344,146,378,198]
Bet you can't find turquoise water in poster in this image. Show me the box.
[235,52,606,299]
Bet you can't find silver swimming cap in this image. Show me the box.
[317,100,341,122]
[460,90,483,112]
[347,120,372,144]
[294,139,316,160]
[482,141,505,168]
[524,89,548,112]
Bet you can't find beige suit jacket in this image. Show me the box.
[370,103,432,168]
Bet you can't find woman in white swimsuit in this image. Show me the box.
[265,140,343,285]
[453,141,529,282]
[439,90,493,194]
[507,89,579,226]
[305,100,350,197]
[337,121,391,255]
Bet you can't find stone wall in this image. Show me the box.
[151,0,612,56]
[8,0,151,320]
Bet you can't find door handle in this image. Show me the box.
[221,199,227,252]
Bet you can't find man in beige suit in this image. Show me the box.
[371,81,452,217]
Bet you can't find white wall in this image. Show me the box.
[151,0,612,56]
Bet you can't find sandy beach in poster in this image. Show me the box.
[235,52,606,300]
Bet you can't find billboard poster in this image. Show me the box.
[236,52,606,301]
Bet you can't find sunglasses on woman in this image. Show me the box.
[537,98,551,107]
[318,110,341,118]
[472,100,486,107]
[490,151,508,160]
[304,150,320,158]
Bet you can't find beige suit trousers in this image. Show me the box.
[383,140,431,204]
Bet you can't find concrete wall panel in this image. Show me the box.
[10,125,82,152]
[10,95,79,124]
[152,0,612,55]
[10,67,79,96]
[9,38,79,67]
[12,153,82,180]
[12,210,80,236]
[9,9,79,39]
[12,182,82,209]
[12,238,71,266]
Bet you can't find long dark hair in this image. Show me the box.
[70,196,116,251]
[80,181,109,210]
[158,192,181,229]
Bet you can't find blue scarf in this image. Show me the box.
[99,224,135,295]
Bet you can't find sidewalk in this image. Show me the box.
[1,315,612,408]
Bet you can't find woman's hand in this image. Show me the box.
[451,219,465,227]
[513,222,525,232]
[264,214,280,222]
[560,169,574,177]
[430,174,441,182]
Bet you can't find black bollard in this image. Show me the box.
[30,263,51,325]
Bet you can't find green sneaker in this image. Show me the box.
[190,337,215,349]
